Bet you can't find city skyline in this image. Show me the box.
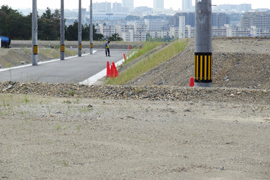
[1,0,269,11]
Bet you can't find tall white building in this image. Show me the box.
[182,0,192,11]
[98,24,116,38]
[145,19,168,31]
[113,2,122,12]
[179,16,185,38]
[92,2,111,12]
[153,0,164,9]
[122,0,134,11]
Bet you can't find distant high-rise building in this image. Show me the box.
[241,12,270,29]
[213,3,252,12]
[212,13,230,27]
[153,0,164,9]
[239,4,252,12]
[122,0,134,11]
[169,12,230,27]
[145,19,168,31]
[169,12,195,27]
[92,1,111,12]
[113,2,122,12]
[182,0,192,11]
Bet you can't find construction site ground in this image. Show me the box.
[0,38,269,179]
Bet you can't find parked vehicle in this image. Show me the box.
[0,36,11,48]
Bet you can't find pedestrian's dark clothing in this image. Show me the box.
[105,42,110,56]
[105,48,110,56]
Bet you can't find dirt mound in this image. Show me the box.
[0,48,78,68]
[127,38,270,89]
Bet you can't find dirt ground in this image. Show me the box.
[126,38,270,89]
[0,94,269,179]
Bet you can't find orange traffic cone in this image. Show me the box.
[113,62,119,77]
[110,65,115,78]
[140,46,142,50]
[129,45,131,50]
[189,77,195,87]
[106,61,111,77]
[123,53,126,61]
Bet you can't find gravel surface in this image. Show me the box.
[0,81,270,105]
[0,93,269,179]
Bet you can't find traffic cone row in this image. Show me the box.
[106,61,119,78]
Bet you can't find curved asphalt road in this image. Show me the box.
[0,49,129,84]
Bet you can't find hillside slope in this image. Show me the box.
[126,37,270,89]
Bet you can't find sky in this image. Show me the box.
[1,0,269,11]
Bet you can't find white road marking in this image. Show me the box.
[0,50,97,72]
[79,52,135,85]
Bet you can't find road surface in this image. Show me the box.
[0,49,129,83]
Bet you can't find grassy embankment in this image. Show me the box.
[106,39,187,85]
[122,41,164,65]
[22,45,78,59]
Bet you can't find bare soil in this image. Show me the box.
[0,94,270,179]
[126,38,270,89]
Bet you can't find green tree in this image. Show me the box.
[66,22,103,41]
[66,21,78,41]
[41,7,53,19]
[125,15,140,21]
[108,33,122,41]
[39,8,60,40]
[0,5,31,39]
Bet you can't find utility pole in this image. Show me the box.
[194,0,212,87]
[60,0,65,60]
[90,0,93,54]
[32,0,38,66]
[78,0,82,57]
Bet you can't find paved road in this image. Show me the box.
[0,49,129,83]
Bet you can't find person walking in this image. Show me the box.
[105,41,110,57]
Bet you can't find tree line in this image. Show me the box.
[0,5,106,41]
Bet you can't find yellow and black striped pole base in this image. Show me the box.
[194,52,212,83]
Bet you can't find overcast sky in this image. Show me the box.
[1,0,269,10]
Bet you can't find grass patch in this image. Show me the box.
[24,46,28,55]
[122,41,164,65]
[65,50,77,56]
[106,39,187,85]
